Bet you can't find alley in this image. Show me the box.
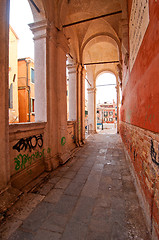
[1,132,150,240]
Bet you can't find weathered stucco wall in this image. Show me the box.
[9,123,47,190]
[120,1,159,239]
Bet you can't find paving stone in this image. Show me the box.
[34,229,61,240]
[81,173,102,198]
[72,173,88,184]
[61,220,88,240]
[72,196,95,224]
[53,195,78,215]
[44,189,64,204]
[41,213,68,233]
[38,183,54,196]
[77,166,92,175]
[91,206,111,222]
[21,201,55,232]
[86,230,111,240]
[64,181,84,196]
[63,171,77,179]
[48,176,61,184]
[89,218,111,233]
[54,178,71,190]
[8,229,34,240]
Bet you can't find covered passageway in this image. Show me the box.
[0,0,158,239]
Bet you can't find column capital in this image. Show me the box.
[87,87,96,93]
[67,64,77,74]
[29,20,49,40]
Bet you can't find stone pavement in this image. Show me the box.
[0,132,151,240]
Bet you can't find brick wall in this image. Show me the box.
[120,121,159,239]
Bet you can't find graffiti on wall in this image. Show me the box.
[61,137,66,146]
[13,134,43,152]
[12,134,52,172]
[150,139,159,166]
[14,149,45,171]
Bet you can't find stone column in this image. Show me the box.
[88,87,96,134]
[76,64,82,145]
[0,0,10,190]
[81,66,86,143]
[116,83,120,134]
[67,64,77,121]
[56,31,70,164]
[44,22,59,170]
[29,20,48,122]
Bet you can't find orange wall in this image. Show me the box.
[121,1,159,133]
[120,1,159,238]
[18,59,35,122]
[18,89,28,122]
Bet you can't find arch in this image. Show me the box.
[28,0,46,22]
[95,69,118,85]
[81,32,121,63]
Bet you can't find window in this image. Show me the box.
[31,98,35,113]
[109,118,113,122]
[104,111,108,117]
[31,68,34,83]
[109,111,113,116]
[9,83,13,109]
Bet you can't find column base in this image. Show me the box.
[59,151,71,165]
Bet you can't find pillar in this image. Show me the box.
[116,83,120,133]
[45,22,58,170]
[76,64,82,145]
[81,66,86,143]
[56,31,70,163]
[0,0,10,190]
[29,20,47,122]
[87,87,96,134]
[67,64,77,121]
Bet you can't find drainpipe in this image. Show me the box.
[25,59,31,122]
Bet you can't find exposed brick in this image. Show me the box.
[120,121,159,239]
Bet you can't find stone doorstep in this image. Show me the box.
[0,171,51,223]
[0,186,22,222]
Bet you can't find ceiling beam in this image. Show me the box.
[84,61,119,66]
[63,10,122,28]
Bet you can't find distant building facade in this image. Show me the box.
[9,26,19,123]
[97,100,117,125]
[18,58,35,122]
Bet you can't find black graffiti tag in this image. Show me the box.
[13,134,43,152]
[150,139,159,166]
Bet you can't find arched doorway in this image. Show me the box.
[96,72,117,134]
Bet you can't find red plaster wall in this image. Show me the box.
[121,0,159,133]
[120,1,159,238]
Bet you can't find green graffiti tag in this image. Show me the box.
[61,137,66,146]
[14,149,45,171]
[47,147,51,153]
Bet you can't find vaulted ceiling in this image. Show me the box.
[30,0,128,83]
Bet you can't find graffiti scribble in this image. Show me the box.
[14,149,45,171]
[150,139,159,166]
[13,134,43,152]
